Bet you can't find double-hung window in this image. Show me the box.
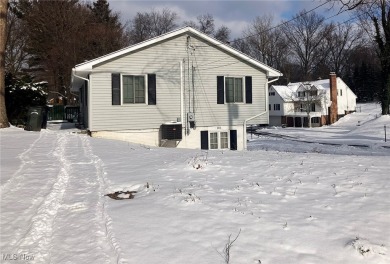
[123,75,146,104]
[225,77,243,103]
[210,132,218,149]
[220,132,229,149]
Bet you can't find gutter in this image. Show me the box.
[72,69,90,130]
[243,76,279,150]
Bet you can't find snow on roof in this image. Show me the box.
[271,85,295,101]
[271,78,333,102]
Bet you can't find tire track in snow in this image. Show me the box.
[13,133,71,262]
[82,136,123,264]
[0,131,44,194]
[48,135,122,264]
[0,131,63,250]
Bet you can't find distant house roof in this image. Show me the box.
[271,85,295,101]
[72,27,282,89]
[272,79,333,102]
[271,77,357,102]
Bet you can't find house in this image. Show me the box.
[269,73,357,127]
[71,27,282,150]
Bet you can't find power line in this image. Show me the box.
[226,1,329,45]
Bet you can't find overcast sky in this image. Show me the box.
[109,0,351,38]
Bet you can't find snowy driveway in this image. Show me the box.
[1,109,389,264]
[1,128,119,263]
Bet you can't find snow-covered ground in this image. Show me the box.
[1,103,389,264]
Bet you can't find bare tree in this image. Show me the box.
[182,19,198,29]
[128,8,178,44]
[151,8,178,36]
[244,16,290,70]
[244,15,274,64]
[281,10,333,80]
[231,37,250,53]
[197,13,215,35]
[5,1,28,77]
[214,25,231,43]
[331,0,390,114]
[0,0,9,128]
[325,22,364,76]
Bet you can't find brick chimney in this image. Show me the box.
[329,72,338,124]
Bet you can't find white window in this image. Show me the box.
[274,104,280,111]
[220,132,229,149]
[210,132,218,149]
[209,131,229,149]
[225,77,243,103]
[122,75,146,104]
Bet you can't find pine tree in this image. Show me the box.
[86,0,126,57]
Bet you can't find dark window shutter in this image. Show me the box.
[245,76,252,104]
[201,131,209,150]
[148,74,156,105]
[112,73,121,105]
[217,76,224,104]
[230,130,237,150]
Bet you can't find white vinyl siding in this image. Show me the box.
[88,33,268,131]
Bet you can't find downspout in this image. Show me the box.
[180,60,185,137]
[243,76,279,150]
[72,69,90,130]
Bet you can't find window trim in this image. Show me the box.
[209,131,230,150]
[274,104,281,111]
[120,74,148,105]
[311,103,316,112]
[224,76,245,104]
[311,117,320,123]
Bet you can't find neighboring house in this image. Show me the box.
[269,73,357,127]
[71,27,282,150]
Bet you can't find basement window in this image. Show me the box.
[210,131,229,150]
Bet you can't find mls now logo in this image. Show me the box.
[2,253,35,261]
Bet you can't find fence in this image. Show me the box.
[48,105,79,122]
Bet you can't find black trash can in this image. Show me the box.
[25,106,43,131]
[41,106,49,129]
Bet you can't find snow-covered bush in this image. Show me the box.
[5,73,48,126]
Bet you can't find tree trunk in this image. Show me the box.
[0,0,9,128]
[382,72,390,115]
